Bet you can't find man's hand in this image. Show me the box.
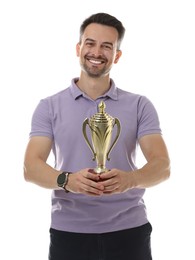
[66,168,105,196]
[98,169,135,194]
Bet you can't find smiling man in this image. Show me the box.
[77,23,121,79]
[24,13,170,260]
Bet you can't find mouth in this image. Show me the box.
[86,56,106,65]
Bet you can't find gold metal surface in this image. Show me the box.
[82,101,121,173]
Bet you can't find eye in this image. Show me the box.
[85,41,94,47]
[102,44,112,50]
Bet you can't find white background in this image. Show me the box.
[0,0,194,259]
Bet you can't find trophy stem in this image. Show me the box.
[94,166,108,174]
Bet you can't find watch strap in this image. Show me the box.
[62,172,70,193]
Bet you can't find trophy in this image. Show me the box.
[82,101,121,173]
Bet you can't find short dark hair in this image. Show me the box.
[79,13,125,49]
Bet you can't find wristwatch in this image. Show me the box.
[57,172,70,192]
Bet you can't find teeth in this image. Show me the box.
[89,59,102,64]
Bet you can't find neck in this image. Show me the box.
[76,73,111,100]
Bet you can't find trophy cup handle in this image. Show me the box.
[82,118,96,161]
[107,118,121,161]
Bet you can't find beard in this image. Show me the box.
[80,55,111,78]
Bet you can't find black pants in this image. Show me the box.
[49,222,152,260]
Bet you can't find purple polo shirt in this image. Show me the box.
[30,78,161,233]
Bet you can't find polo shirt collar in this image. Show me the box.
[70,78,118,101]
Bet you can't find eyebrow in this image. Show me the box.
[85,38,113,47]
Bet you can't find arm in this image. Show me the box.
[133,133,170,188]
[23,136,60,189]
[23,136,104,194]
[99,134,170,193]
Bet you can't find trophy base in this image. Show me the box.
[94,166,109,174]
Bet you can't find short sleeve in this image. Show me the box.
[137,96,162,139]
[29,99,53,139]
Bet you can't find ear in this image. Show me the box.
[114,50,122,64]
[76,43,80,57]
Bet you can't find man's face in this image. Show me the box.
[76,23,122,78]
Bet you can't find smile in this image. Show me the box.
[88,59,103,64]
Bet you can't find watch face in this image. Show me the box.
[57,173,66,187]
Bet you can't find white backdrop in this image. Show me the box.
[0,0,194,259]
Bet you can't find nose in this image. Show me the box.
[91,45,103,57]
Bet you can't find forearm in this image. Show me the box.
[24,158,60,189]
[133,156,170,188]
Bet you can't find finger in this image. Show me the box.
[98,177,118,186]
[99,171,116,180]
[87,169,100,181]
[103,183,119,192]
[82,183,104,195]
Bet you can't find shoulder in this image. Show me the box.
[116,87,151,106]
[44,87,70,103]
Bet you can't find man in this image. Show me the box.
[24,12,170,260]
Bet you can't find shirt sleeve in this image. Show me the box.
[137,96,162,139]
[29,98,54,139]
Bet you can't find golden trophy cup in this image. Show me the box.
[82,101,121,173]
